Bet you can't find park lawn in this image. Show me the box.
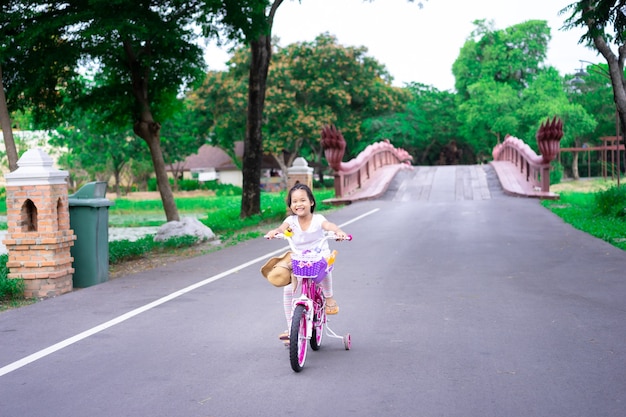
[543,178,626,251]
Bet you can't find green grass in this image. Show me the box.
[542,186,626,251]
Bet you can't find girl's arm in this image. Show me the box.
[322,220,348,240]
[265,221,291,239]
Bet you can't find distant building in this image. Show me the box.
[169,142,284,190]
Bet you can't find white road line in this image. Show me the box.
[0,208,379,377]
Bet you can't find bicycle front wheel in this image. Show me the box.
[289,304,308,372]
[310,310,324,351]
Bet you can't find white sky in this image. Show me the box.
[203,0,602,91]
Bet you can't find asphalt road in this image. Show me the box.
[1,165,625,417]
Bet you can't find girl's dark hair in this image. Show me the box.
[287,183,316,213]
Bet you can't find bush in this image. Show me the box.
[550,161,563,185]
[595,185,626,218]
[0,254,25,301]
[108,234,202,264]
[109,235,156,264]
[147,177,242,196]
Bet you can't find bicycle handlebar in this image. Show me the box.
[265,231,352,242]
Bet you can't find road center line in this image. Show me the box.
[0,208,380,377]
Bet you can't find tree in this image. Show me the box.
[562,1,626,177]
[160,98,211,190]
[190,46,251,169]
[216,0,421,218]
[73,0,222,221]
[50,107,146,195]
[0,0,81,171]
[192,34,408,176]
[198,0,279,218]
[518,68,596,180]
[238,0,281,218]
[266,33,408,170]
[567,62,617,141]
[452,20,565,162]
[457,79,521,160]
[361,83,463,164]
[453,20,551,99]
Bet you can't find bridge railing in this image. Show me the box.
[331,141,412,197]
[321,125,412,198]
[492,135,552,192]
[491,117,563,194]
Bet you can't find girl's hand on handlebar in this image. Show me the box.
[264,229,279,239]
[331,231,352,241]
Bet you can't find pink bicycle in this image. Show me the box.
[275,232,352,372]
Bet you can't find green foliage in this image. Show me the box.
[49,106,147,191]
[543,191,626,251]
[362,83,467,164]
[160,98,212,183]
[192,33,409,173]
[109,235,198,264]
[452,20,559,161]
[453,20,551,98]
[594,186,626,218]
[0,254,25,301]
[146,178,242,196]
[550,161,563,185]
[0,1,82,126]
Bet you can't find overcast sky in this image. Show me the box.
[203,0,602,91]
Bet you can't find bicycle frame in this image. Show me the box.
[292,278,318,337]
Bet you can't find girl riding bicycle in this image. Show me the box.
[265,183,349,341]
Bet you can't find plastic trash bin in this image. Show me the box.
[68,181,114,288]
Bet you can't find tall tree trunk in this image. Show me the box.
[588,23,626,170]
[0,65,19,171]
[240,0,283,218]
[134,118,180,222]
[125,40,179,222]
[572,151,580,180]
[241,41,272,218]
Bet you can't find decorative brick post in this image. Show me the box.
[2,148,76,298]
[286,157,313,191]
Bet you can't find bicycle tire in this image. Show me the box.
[289,304,308,372]
[310,310,324,351]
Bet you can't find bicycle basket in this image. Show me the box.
[291,249,333,283]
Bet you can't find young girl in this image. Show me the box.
[265,183,349,341]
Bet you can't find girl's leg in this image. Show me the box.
[321,273,339,314]
[321,272,333,298]
[283,284,293,328]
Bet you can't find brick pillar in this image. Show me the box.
[286,157,314,191]
[2,148,76,298]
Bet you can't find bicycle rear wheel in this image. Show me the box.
[289,304,308,372]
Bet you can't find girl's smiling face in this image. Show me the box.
[289,189,313,217]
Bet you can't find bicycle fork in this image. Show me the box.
[291,296,314,339]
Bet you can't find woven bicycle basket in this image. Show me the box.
[291,250,333,283]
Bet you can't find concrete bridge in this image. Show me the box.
[327,162,520,204]
[322,120,564,204]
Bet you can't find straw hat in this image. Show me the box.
[260,251,292,287]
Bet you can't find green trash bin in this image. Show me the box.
[68,182,114,288]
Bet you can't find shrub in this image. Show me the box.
[0,254,25,301]
[147,177,242,195]
[550,161,563,185]
[108,234,202,264]
[595,185,626,218]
